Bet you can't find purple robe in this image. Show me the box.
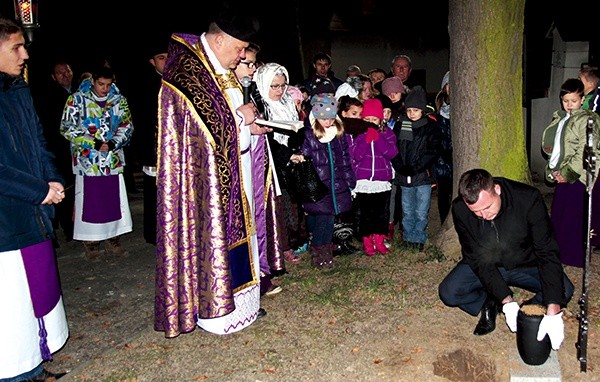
[154,33,282,337]
[551,181,600,268]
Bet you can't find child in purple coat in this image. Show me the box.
[347,98,398,255]
[294,93,356,268]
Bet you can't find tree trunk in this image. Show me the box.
[433,0,528,260]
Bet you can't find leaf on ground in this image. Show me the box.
[262,368,276,374]
[373,359,384,364]
[195,376,208,381]
[397,326,407,333]
[328,320,336,325]
[351,348,360,353]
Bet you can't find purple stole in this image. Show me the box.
[21,240,61,360]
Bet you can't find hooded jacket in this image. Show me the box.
[60,78,134,176]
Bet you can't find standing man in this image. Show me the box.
[137,39,168,245]
[0,16,69,381]
[34,60,76,244]
[438,169,574,350]
[155,8,274,337]
[60,66,134,260]
[390,54,417,91]
[302,52,344,96]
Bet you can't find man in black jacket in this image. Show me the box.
[438,169,574,350]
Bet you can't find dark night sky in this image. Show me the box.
[1,1,452,92]
[1,1,591,103]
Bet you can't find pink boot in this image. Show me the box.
[362,236,376,256]
[373,234,391,254]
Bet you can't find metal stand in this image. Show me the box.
[577,117,596,372]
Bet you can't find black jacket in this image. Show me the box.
[391,114,441,187]
[451,177,568,307]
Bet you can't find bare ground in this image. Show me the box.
[47,185,600,382]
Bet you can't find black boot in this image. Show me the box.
[473,296,499,336]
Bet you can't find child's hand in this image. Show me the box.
[552,171,567,183]
[290,154,305,163]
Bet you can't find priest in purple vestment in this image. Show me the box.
[154,7,283,337]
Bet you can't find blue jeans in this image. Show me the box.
[438,263,575,316]
[0,364,42,382]
[401,185,432,244]
[306,214,335,246]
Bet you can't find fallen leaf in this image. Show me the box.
[373,359,384,364]
[351,348,360,353]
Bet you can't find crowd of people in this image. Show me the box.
[2,4,600,380]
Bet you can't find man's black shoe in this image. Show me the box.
[28,368,67,381]
[473,297,499,336]
[257,308,267,319]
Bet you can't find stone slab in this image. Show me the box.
[509,350,561,382]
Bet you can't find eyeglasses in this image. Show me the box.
[240,61,256,69]
[270,83,288,90]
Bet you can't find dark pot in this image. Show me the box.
[516,305,552,365]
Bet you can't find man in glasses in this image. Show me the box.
[438,169,573,350]
[235,42,260,81]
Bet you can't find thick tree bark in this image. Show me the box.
[434,0,528,260]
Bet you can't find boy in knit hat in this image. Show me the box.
[391,86,441,251]
[347,99,398,255]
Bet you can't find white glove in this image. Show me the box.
[502,301,520,332]
[537,312,564,350]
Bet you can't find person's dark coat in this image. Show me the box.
[451,177,568,307]
[0,74,63,251]
[391,114,441,187]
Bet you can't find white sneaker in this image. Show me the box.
[265,285,283,296]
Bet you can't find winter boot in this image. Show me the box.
[311,244,335,269]
[362,236,376,256]
[385,222,395,240]
[373,234,391,254]
[311,245,325,268]
[83,241,100,261]
[105,236,128,257]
